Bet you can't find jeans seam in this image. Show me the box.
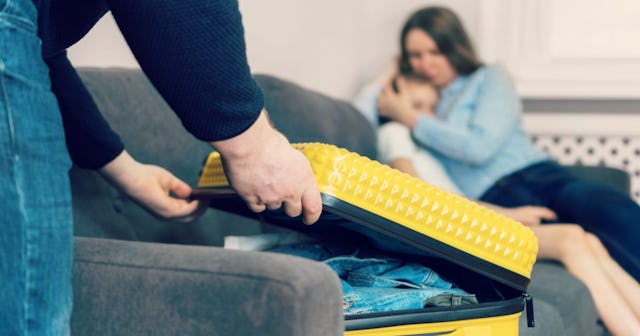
[0,0,37,33]
[0,43,16,154]
[0,0,9,14]
[0,22,29,332]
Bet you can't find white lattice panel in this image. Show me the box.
[529,135,640,203]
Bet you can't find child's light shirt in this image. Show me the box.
[377,122,462,194]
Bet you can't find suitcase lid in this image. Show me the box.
[195,143,538,292]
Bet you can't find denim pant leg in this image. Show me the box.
[0,1,73,335]
[482,162,640,282]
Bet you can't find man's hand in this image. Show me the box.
[99,150,207,222]
[213,109,322,225]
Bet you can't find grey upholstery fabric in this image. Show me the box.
[254,74,377,159]
[526,261,603,336]
[72,237,344,336]
[71,68,610,336]
[519,298,563,336]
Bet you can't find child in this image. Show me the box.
[377,74,462,193]
[376,74,640,335]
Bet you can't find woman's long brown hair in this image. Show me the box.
[399,6,483,76]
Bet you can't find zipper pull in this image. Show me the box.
[524,293,535,328]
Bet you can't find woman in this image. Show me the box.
[354,6,640,335]
[375,5,640,280]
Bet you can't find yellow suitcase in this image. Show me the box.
[195,143,538,335]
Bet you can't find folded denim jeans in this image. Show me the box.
[269,243,477,315]
[347,262,454,289]
[341,280,477,315]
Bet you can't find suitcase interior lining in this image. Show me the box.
[203,195,526,329]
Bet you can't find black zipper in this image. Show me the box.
[524,293,535,328]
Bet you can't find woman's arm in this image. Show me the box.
[414,66,522,164]
[380,66,523,165]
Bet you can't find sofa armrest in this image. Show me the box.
[564,165,630,195]
[72,237,344,336]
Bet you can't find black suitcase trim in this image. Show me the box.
[344,296,524,330]
[321,194,530,292]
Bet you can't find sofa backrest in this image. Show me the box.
[71,68,376,245]
[254,74,377,159]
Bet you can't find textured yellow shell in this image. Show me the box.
[198,143,538,278]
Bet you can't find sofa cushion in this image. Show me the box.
[527,261,603,335]
[72,237,344,335]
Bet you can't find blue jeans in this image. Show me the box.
[0,0,73,334]
[481,161,640,281]
[270,243,477,315]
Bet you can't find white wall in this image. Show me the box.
[68,14,138,69]
[68,1,479,99]
[68,1,640,99]
[237,0,480,99]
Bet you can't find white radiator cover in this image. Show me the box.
[524,113,640,202]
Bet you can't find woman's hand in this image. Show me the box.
[99,150,207,223]
[377,77,420,128]
[213,109,322,225]
[484,204,557,227]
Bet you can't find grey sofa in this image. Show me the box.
[71,68,610,335]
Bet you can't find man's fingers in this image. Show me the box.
[155,198,205,223]
[266,202,283,211]
[246,200,267,213]
[171,200,208,223]
[300,187,323,225]
[168,177,193,199]
[282,199,303,218]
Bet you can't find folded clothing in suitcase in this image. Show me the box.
[194,143,538,335]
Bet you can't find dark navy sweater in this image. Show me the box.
[34,0,264,169]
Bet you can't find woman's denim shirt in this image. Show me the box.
[412,65,549,199]
[351,65,549,199]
